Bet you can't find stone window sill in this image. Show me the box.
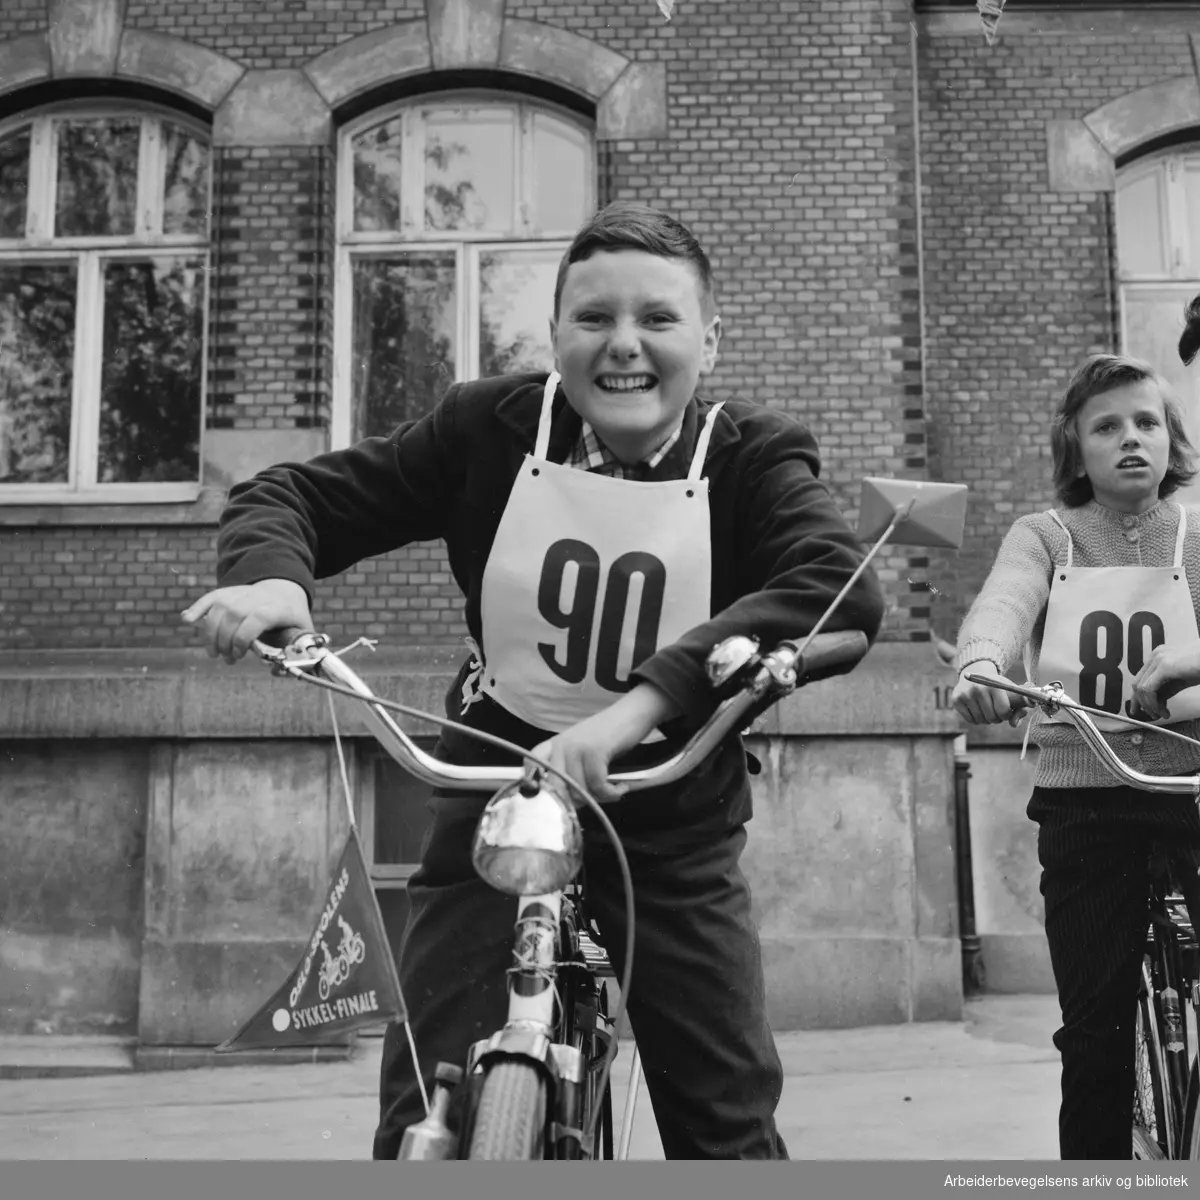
[0,487,227,526]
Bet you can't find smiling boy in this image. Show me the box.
[185,201,884,1159]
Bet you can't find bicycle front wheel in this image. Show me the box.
[1133,984,1169,1160]
[467,1060,547,1160]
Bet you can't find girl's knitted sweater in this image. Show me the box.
[954,498,1200,788]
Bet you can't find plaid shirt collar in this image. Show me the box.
[568,421,685,481]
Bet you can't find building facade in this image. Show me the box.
[1,0,1195,1054]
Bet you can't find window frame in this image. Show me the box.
[0,101,212,504]
[331,93,595,449]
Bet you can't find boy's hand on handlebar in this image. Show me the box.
[181,580,312,664]
[529,682,682,806]
[1130,641,1200,722]
[951,660,1018,726]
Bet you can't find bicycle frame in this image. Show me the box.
[964,673,1200,1160]
[258,625,869,1160]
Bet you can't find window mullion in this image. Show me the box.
[463,244,480,381]
[332,247,354,449]
[73,252,104,489]
[402,110,423,237]
[337,126,355,241]
[522,107,539,236]
[138,118,163,237]
[26,117,55,240]
[1166,156,1190,278]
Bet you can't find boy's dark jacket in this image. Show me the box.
[218,373,886,845]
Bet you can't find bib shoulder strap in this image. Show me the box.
[1175,502,1188,568]
[687,400,726,482]
[534,372,560,460]
[1047,509,1073,569]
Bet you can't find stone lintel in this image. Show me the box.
[1046,118,1114,194]
[499,18,627,102]
[116,29,244,110]
[1084,75,1200,161]
[428,0,504,70]
[598,62,668,141]
[213,69,332,148]
[0,34,51,95]
[304,22,431,109]
[48,0,124,77]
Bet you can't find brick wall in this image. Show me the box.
[0,0,45,40]
[918,22,1196,638]
[122,0,425,68]
[7,2,1190,654]
[207,146,331,433]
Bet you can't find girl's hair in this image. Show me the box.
[1181,293,1200,365]
[553,200,716,317]
[1051,354,1197,506]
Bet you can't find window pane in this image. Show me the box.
[1183,161,1200,279]
[1116,167,1169,279]
[532,114,590,234]
[162,124,210,236]
[0,262,76,484]
[1123,287,1200,509]
[0,127,30,239]
[353,117,404,233]
[55,118,140,238]
[351,253,457,437]
[98,257,203,483]
[479,248,558,377]
[424,109,515,234]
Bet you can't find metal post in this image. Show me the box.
[953,743,985,994]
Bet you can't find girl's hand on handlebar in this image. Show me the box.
[1130,641,1200,722]
[181,580,312,664]
[951,660,1018,726]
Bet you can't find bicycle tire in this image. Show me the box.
[1133,981,1170,1159]
[467,1060,547,1160]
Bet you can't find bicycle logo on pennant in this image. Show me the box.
[317,914,367,1000]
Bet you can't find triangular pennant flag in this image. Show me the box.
[977,0,1005,45]
[217,827,407,1051]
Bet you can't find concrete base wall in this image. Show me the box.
[0,643,967,1042]
[961,741,1055,995]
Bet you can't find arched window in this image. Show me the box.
[0,103,210,501]
[1116,150,1200,505]
[333,95,595,445]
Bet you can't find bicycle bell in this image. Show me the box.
[471,771,584,896]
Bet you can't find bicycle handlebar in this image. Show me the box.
[253,628,870,795]
[963,673,1200,797]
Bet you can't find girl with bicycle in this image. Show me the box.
[184,202,885,1159]
[952,350,1200,1159]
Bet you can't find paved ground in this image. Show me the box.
[0,993,1062,1160]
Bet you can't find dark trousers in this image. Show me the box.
[1028,784,1200,1160]
[371,795,787,1160]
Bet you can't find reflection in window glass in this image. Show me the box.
[98,258,203,483]
[425,110,515,233]
[0,127,29,239]
[352,253,457,438]
[162,126,210,236]
[479,249,558,377]
[353,118,404,233]
[0,263,76,483]
[55,119,140,237]
[532,114,589,234]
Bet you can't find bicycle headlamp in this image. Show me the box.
[471,776,584,895]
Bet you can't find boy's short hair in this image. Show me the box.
[1051,353,1197,506]
[553,201,716,317]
